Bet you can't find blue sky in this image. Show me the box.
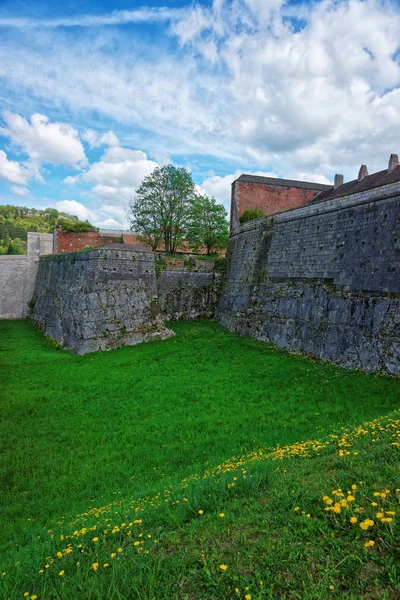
[0,0,399,229]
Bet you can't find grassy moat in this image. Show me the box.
[1,320,399,599]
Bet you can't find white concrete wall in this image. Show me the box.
[0,232,53,319]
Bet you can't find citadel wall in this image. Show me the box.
[217,188,400,374]
[30,248,222,354]
[0,233,53,319]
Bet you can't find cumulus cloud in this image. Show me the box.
[83,146,158,204]
[63,175,80,185]
[56,200,92,221]
[82,129,120,149]
[0,0,400,224]
[10,185,30,196]
[0,150,30,185]
[1,112,87,168]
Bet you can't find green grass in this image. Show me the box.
[0,319,399,599]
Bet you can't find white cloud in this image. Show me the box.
[82,129,119,149]
[0,7,183,29]
[0,150,30,185]
[10,185,30,196]
[63,175,80,185]
[83,146,158,204]
[55,200,92,221]
[1,112,87,168]
[0,0,399,215]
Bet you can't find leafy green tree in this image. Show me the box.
[128,165,195,254]
[186,195,229,255]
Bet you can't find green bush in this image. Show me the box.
[239,208,264,223]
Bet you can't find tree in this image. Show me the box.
[127,165,195,254]
[186,195,229,255]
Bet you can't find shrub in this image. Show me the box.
[239,208,264,223]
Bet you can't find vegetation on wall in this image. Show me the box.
[127,165,228,254]
[1,320,399,599]
[239,207,264,223]
[0,205,94,254]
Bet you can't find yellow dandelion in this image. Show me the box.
[219,513,225,518]
[117,547,123,553]
[376,512,384,519]
[245,595,252,600]
[381,517,393,523]
[56,552,63,559]
[111,553,116,558]
[134,541,140,546]
[59,570,64,576]
[351,484,357,491]
[31,596,37,600]
[364,540,375,548]
[198,510,204,515]
[103,563,109,568]
[24,594,29,597]
[350,516,358,524]
[91,563,99,571]
[92,537,99,542]
[219,564,228,571]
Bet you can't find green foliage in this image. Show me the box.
[0,205,94,254]
[128,164,195,253]
[0,320,399,599]
[239,208,264,223]
[56,218,94,233]
[186,195,229,254]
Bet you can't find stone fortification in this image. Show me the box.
[217,188,400,374]
[157,258,223,321]
[30,245,173,354]
[0,233,53,319]
[30,249,222,354]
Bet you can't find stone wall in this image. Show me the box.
[157,258,223,321]
[0,233,53,319]
[30,246,173,354]
[217,191,400,375]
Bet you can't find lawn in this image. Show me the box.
[0,319,399,599]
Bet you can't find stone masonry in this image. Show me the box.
[30,245,173,354]
[217,179,400,375]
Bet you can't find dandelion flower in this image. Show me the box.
[91,563,99,571]
[364,540,375,548]
[24,594,29,597]
[111,553,116,558]
[103,563,109,568]
[31,596,37,600]
[219,513,225,518]
[350,517,358,524]
[117,547,123,553]
[245,595,252,600]
[92,537,99,542]
[198,510,204,515]
[59,570,64,576]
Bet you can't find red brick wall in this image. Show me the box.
[231,181,321,230]
[54,230,121,253]
[54,230,226,255]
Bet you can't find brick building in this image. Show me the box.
[230,174,330,231]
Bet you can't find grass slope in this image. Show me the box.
[0,320,399,599]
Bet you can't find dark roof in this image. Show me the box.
[103,243,151,253]
[310,165,400,205]
[236,173,331,191]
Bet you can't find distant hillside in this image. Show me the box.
[0,205,94,255]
